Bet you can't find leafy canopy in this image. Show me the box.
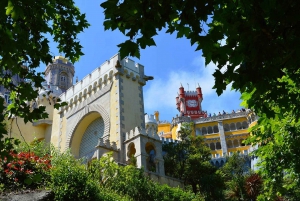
[101,0,300,198]
[0,0,89,158]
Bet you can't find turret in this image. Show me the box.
[44,56,75,93]
[175,84,206,119]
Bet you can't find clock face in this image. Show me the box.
[186,100,198,107]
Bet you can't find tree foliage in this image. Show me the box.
[101,0,300,198]
[163,122,224,199]
[0,0,89,158]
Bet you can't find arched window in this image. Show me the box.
[242,121,248,129]
[216,142,222,150]
[202,127,207,135]
[210,143,215,150]
[230,123,236,130]
[213,125,219,133]
[206,143,209,148]
[215,161,220,167]
[236,122,242,130]
[195,128,202,136]
[240,139,245,146]
[224,124,230,131]
[207,126,213,134]
[233,139,239,147]
[220,160,225,167]
[227,140,233,148]
[145,142,156,172]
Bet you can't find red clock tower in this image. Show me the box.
[176,84,206,119]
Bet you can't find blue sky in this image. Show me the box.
[42,1,242,122]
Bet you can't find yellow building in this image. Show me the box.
[157,86,258,167]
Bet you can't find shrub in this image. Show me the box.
[88,153,204,201]
[49,150,99,201]
[0,150,51,190]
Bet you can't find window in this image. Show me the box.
[4,92,11,104]
[210,143,215,150]
[240,139,245,146]
[230,123,236,130]
[207,126,213,134]
[242,121,248,129]
[202,127,207,135]
[236,122,242,130]
[213,125,219,133]
[61,75,66,82]
[233,139,239,147]
[216,142,222,150]
[224,124,230,131]
[227,140,233,148]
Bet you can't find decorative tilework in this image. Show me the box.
[79,117,104,158]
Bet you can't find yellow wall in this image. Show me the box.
[158,123,171,134]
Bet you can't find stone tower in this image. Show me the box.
[45,56,75,92]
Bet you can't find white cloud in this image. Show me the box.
[144,56,242,121]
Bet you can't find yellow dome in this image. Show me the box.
[54,55,69,63]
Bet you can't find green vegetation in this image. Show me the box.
[0,140,203,200]
[101,0,300,199]
[163,122,224,200]
[0,0,89,159]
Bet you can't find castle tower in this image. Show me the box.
[45,56,75,92]
[176,84,205,119]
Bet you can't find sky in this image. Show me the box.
[42,1,242,122]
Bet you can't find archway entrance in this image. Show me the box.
[70,112,104,158]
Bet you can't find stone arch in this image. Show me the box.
[93,81,97,90]
[65,103,110,156]
[227,140,233,148]
[230,123,236,130]
[98,78,103,86]
[88,85,92,94]
[104,74,108,84]
[236,122,242,130]
[74,95,78,104]
[202,127,207,135]
[216,142,222,150]
[79,117,104,158]
[207,126,213,134]
[233,139,239,147]
[127,142,136,158]
[145,142,156,172]
[224,124,230,131]
[213,125,219,133]
[79,92,83,101]
[242,121,248,129]
[210,142,215,150]
[109,70,113,80]
[220,160,225,167]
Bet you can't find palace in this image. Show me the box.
[156,85,258,167]
[1,54,258,186]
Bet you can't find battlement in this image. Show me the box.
[184,91,197,96]
[59,53,145,103]
[125,127,160,141]
[145,114,157,124]
[96,137,118,151]
[160,137,179,144]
